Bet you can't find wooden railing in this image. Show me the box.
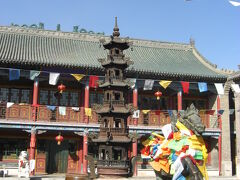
[97,160,129,167]
[128,110,212,128]
[0,104,214,128]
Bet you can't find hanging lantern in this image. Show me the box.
[58,83,66,93]
[154,91,162,100]
[55,134,63,145]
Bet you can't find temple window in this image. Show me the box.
[69,92,79,107]
[114,92,120,101]
[10,89,19,103]
[21,89,30,103]
[59,92,68,106]
[0,88,9,102]
[50,91,58,106]
[39,90,49,105]
[115,49,119,55]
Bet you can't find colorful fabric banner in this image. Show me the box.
[206,110,215,115]
[229,0,240,6]
[133,110,140,118]
[142,110,151,114]
[89,76,99,88]
[49,73,60,85]
[46,105,56,111]
[159,80,172,89]
[72,107,80,111]
[143,79,154,90]
[85,108,92,117]
[168,110,173,117]
[9,69,20,81]
[181,81,189,94]
[59,106,66,116]
[214,83,224,95]
[198,82,208,92]
[7,102,14,108]
[229,109,235,115]
[231,84,240,93]
[71,74,85,81]
[218,110,224,115]
[30,70,40,80]
[127,78,137,89]
[155,110,161,115]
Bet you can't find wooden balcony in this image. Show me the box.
[0,104,214,129]
[0,104,84,123]
[128,110,212,128]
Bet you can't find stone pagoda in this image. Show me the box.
[90,17,135,176]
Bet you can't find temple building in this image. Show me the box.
[0,19,239,177]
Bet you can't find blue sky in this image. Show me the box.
[0,0,239,70]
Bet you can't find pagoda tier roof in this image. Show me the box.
[93,104,134,114]
[0,26,233,81]
[98,80,131,88]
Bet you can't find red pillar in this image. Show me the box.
[29,128,36,175]
[83,132,88,174]
[177,91,182,111]
[132,88,138,176]
[32,80,39,121]
[84,85,89,124]
[217,95,222,175]
[133,88,138,125]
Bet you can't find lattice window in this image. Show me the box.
[10,89,19,103]
[39,90,49,105]
[21,89,30,103]
[50,91,58,106]
[0,88,9,102]
[59,92,69,106]
[69,92,79,107]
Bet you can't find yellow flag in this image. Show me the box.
[85,108,92,117]
[159,80,172,89]
[142,110,151,114]
[71,74,85,81]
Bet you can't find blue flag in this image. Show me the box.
[168,110,173,117]
[218,110,224,115]
[9,69,20,81]
[198,82,208,92]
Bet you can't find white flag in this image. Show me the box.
[49,73,60,85]
[143,80,154,90]
[214,83,224,95]
[59,106,66,116]
[7,102,14,108]
[229,1,240,6]
[231,84,240,93]
[133,110,140,118]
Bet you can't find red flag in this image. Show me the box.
[155,110,161,115]
[206,110,215,115]
[89,76,99,88]
[181,81,189,94]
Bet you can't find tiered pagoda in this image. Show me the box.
[90,17,135,176]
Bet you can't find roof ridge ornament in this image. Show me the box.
[113,17,120,37]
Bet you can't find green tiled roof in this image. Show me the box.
[0,26,229,80]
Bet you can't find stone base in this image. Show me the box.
[65,174,89,180]
[221,160,232,176]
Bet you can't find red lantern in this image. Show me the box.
[58,83,66,93]
[55,134,63,145]
[154,91,162,100]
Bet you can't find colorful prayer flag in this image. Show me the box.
[133,110,140,118]
[206,110,215,115]
[181,81,189,94]
[49,73,60,85]
[142,110,151,114]
[9,69,20,81]
[168,110,173,117]
[198,82,208,92]
[71,74,85,81]
[214,83,224,95]
[85,108,92,117]
[143,80,154,90]
[231,84,240,93]
[218,110,224,115]
[127,78,137,89]
[30,70,40,80]
[7,102,14,108]
[159,80,172,89]
[229,109,235,115]
[229,0,240,6]
[89,76,99,88]
[59,106,66,116]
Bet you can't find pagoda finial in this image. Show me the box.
[113,17,120,37]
